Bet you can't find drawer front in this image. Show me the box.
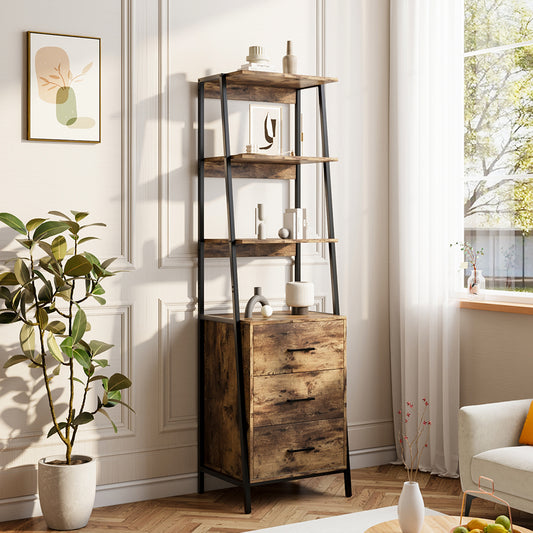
[252,320,345,375]
[252,418,346,482]
[253,369,344,427]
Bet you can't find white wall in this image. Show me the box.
[0,0,393,521]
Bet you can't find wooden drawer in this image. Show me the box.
[253,369,344,427]
[251,320,345,375]
[252,418,346,481]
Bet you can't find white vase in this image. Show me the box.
[398,481,425,533]
[38,455,96,530]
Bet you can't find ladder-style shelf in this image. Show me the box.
[197,70,351,514]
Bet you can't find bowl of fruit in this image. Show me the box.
[452,516,514,533]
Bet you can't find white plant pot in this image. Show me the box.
[38,455,96,530]
[397,481,424,533]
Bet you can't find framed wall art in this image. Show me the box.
[27,31,101,143]
[249,104,282,155]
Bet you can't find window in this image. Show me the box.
[464,0,533,292]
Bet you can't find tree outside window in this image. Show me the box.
[465,0,533,291]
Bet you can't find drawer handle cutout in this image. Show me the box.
[287,446,315,453]
[286,347,316,353]
[286,397,315,404]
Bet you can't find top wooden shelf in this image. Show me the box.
[199,70,338,104]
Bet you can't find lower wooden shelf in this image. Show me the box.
[204,238,338,258]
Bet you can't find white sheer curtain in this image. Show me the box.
[389,0,464,477]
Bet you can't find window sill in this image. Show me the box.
[459,299,533,315]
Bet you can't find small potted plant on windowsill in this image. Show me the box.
[0,211,133,531]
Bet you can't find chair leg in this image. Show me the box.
[464,494,476,516]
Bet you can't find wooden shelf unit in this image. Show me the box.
[197,71,350,513]
[204,154,338,179]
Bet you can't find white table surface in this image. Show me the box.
[249,506,443,533]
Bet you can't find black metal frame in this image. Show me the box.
[197,73,351,513]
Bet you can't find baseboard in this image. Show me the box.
[349,445,397,469]
[0,446,395,523]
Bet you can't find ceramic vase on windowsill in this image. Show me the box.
[398,480,425,533]
[467,268,485,298]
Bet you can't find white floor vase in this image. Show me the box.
[397,481,425,533]
[38,455,96,530]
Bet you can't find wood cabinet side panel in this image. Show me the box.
[203,319,243,480]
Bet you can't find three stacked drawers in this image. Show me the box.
[203,312,347,483]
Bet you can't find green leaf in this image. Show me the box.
[106,397,135,413]
[47,332,64,364]
[84,252,100,266]
[81,222,106,229]
[53,364,61,376]
[107,373,132,392]
[101,257,117,270]
[72,348,91,370]
[89,374,107,382]
[26,218,47,232]
[0,311,18,323]
[92,283,105,295]
[38,241,55,260]
[73,376,85,385]
[3,354,29,369]
[103,389,122,407]
[46,321,66,335]
[47,421,67,438]
[38,282,53,303]
[0,287,10,300]
[78,237,99,245]
[0,272,19,286]
[92,295,106,305]
[71,309,87,344]
[33,221,70,241]
[72,211,90,222]
[93,359,109,368]
[51,235,67,261]
[89,340,114,356]
[16,239,34,250]
[64,255,92,277]
[48,210,72,220]
[98,408,118,432]
[60,336,74,358]
[37,308,48,329]
[19,324,35,358]
[0,213,27,235]
[14,260,30,286]
[72,412,94,425]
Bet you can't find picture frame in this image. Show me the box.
[27,31,101,143]
[249,104,282,155]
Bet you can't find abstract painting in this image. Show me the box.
[27,32,101,142]
[249,104,282,155]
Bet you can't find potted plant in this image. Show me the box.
[451,241,485,296]
[0,211,133,530]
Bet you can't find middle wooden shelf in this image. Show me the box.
[204,153,338,179]
[204,238,338,258]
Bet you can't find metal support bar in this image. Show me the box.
[219,74,252,514]
[318,84,340,316]
[317,83,351,497]
[294,89,302,281]
[197,81,205,495]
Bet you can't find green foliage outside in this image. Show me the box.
[0,211,133,464]
[465,0,533,224]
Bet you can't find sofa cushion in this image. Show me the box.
[519,401,533,445]
[471,446,533,497]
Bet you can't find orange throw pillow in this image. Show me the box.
[519,401,533,445]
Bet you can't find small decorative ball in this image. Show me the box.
[278,227,290,239]
[261,304,273,318]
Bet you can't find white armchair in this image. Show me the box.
[459,399,533,515]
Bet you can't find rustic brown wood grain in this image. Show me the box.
[251,319,345,375]
[253,369,344,427]
[252,418,346,481]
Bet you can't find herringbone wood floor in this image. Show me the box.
[1,465,532,532]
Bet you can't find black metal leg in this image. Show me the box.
[220,74,252,514]
[464,494,475,516]
[198,470,205,494]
